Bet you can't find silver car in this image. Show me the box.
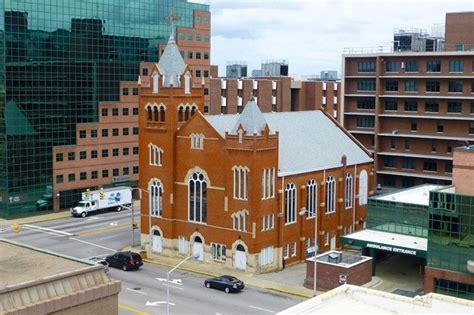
[84,256,110,273]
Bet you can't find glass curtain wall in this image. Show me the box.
[0,0,208,217]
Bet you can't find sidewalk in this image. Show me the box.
[128,248,314,299]
[0,210,71,228]
[0,200,140,227]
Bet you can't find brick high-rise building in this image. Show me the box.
[340,52,474,188]
[209,77,340,118]
[52,82,140,212]
[445,12,474,51]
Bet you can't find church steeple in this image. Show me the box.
[231,97,271,136]
[157,7,187,88]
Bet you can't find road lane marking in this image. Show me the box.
[21,227,66,238]
[76,223,129,237]
[156,277,182,285]
[145,301,175,306]
[85,217,101,221]
[119,303,151,315]
[161,283,184,290]
[99,234,119,241]
[126,288,148,295]
[248,305,276,313]
[23,224,73,237]
[69,237,116,251]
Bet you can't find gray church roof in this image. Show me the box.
[157,36,186,87]
[231,98,270,135]
[205,110,373,176]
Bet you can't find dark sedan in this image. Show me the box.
[204,275,245,293]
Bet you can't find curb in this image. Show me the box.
[143,258,217,278]
[7,212,72,225]
[266,287,313,299]
[119,303,151,315]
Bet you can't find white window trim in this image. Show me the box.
[188,171,207,223]
[345,173,353,209]
[232,209,248,232]
[261,168,275,200]
[285,182,297,224]
[291,242,297,257]
[326,176,336,214]
[148,143,163,166]
[283,244,289,259]
[261,213,275,231]
[232,166,249,200]
[190,133,205,150]
[148,178,163,217]
[260,246,274,266]
[359,170,368,206]
[306,179,317,219]
[210,242,226,262]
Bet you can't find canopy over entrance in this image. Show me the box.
[341,229,427,258]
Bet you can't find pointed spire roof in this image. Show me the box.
[157,34,186,87]
[231,97,270,136]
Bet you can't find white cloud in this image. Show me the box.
[208,0,474,76]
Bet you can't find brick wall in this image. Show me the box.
[424,266,474,293]
[452,148,474,195]
[304,257,372,291]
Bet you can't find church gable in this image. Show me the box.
[177,111,224,141]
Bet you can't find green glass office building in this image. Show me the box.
[0,0,209,217]
[428,188,474,300]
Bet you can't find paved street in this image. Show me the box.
[1,210,139,259]
[116,263,303,315]
[1,210,304,314]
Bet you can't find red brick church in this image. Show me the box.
[138,35,374,273]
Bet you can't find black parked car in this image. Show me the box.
[105,251,143,271]
[204,275,245,293]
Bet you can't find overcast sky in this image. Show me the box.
[194,0,473,77]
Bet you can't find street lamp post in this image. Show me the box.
[313,210,318,297]
[299,207,318,297]
[167,254,199,315]
[119,204,136,247]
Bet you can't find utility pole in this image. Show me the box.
[131,199,135,247]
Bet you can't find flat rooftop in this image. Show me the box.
[307,250,372,268]
[373,184,445,206]
[278,285,474,315]
[0,240,89,288]
[455,144,474,152]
